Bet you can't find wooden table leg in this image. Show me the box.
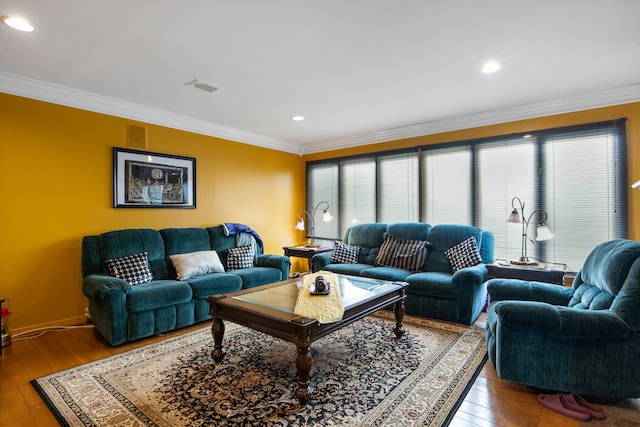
[393,300,406,338]
[211,317,227,362]
[294,344,314,403]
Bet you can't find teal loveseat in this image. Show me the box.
[485,239,640,398]
[310,222,494,325]
[82,225,290,346]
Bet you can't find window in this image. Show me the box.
[539,125,626,269]
[378,152,419,223]
[475,138,537,265]
[306,119,627,270]
[341,158,376,230]
[306,163,339,240]
[422,146,472,225]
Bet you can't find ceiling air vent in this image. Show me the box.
[184,78,219,93]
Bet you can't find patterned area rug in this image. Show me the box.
[31,311,487,426]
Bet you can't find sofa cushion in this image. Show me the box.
[126,280,193,312]
[405,272,460,298]
[375,233,430,273]
[320,263,373,276]
[106,252,154,285]
[445,236,482,272]
[170,250,225,280]
[231,267,283,289]
[185,273,243,298]
[226,245,255,270]
[361,266,411,281]
[331,241,360,264]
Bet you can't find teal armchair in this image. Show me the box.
[485,239,640,398]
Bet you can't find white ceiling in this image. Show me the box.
[2,0,640,155]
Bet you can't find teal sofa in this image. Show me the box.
[82,225,290,346]
[310,222,494,325]
[485,239,640,398]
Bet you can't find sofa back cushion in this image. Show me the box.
[386,222,431,242]
[424,224,486,273]
[160,228,212,278]
[570,240,640,330]
[206,225,256,269]
[576,239,640,296]
[343,223,388,265]
[99,228,169,280]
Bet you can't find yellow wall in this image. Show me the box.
[303,102,640,239]
[0,93,307,331]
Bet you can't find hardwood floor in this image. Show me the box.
[0,319,636,426]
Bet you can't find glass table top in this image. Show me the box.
[232,275,395,314]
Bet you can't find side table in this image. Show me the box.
[283,245,333,273]
[486,262,569,285]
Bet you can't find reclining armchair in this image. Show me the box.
[485,239,640,399]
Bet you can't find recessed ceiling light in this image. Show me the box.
[291,115,305,121]
[481,60,501,74]
[1,16,36,32]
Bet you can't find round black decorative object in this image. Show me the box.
[311,275,330,295]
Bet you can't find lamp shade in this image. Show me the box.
[507,209,521,223]
[322,209,333,222]
[294,219,305,231]
[535,223,554,241]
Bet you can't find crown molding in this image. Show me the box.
[2,72,639,156]
[0,72,299,154]
[300,83,640,154]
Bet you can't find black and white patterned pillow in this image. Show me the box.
[226,245,255,270]
[445,236,483,272]
[105,252,153,285]
[375,234,430,273]
[331,241,360,264]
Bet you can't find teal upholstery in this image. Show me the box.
[311,222,494,325]
[82,226,290,346]
[485,239,640,398]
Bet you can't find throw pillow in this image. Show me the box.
[375,234,430,273]
[105,252,153,285]
[331,241,360,264]
[445,236,483,272]
[226,245,255,270]
[170,250,225,280]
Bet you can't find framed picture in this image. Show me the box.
[113,147,196,208]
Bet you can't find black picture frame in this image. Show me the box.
[113,147,196,208]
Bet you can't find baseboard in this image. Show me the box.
[11,315,90,335]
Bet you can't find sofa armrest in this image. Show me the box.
[493,301,629,338]
[82,274,132,300]
[451,263,488,287]
[256,254,291,279]
[487,278,574,306]
[310,252,333,273]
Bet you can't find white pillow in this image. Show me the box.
[170,250,225,280]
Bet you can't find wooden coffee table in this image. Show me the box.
[206,274,408,402]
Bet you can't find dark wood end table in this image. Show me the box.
[487,262,568,285]
[283,245,333,272]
